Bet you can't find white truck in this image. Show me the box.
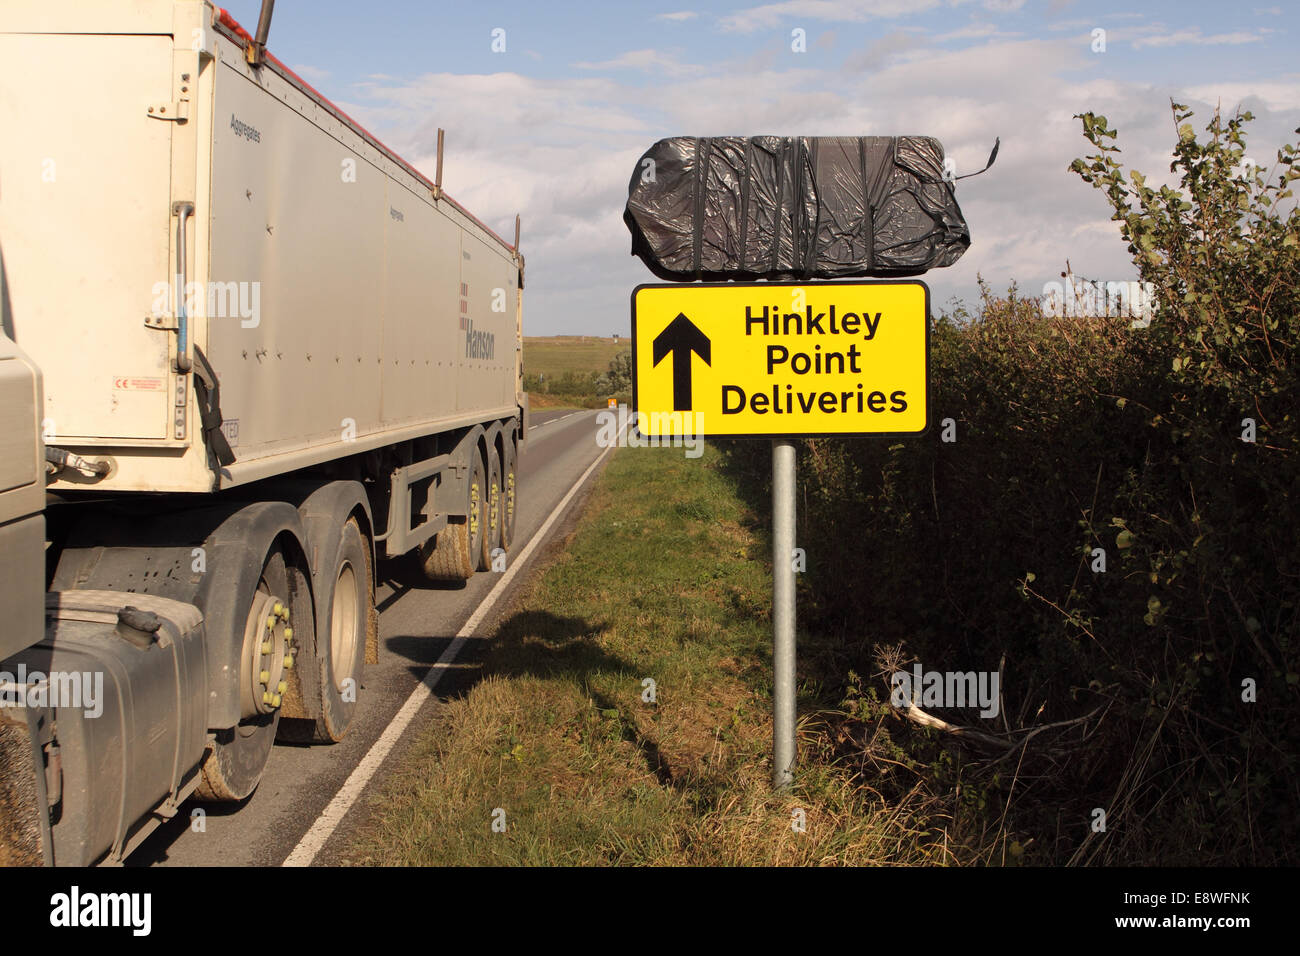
[0,0,527,865]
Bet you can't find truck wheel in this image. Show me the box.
[466,448,487,572]
[418,447,485,583]
[480,446,502,571]
[419,521,472,582]
[500,435,518,551]
[280,517,370,743]
[197,542,305,801]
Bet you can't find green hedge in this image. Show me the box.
[722,104,1299,864]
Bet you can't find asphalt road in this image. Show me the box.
[128,406,610,867]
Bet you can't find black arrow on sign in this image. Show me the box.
[653,312,711,411]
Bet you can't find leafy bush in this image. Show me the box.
[722,103,1299,864]
[596,351,632,395]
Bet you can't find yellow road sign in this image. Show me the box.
[631,281,929,438]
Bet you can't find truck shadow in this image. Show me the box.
[384,609,628,687]
[387,608,675,788]
[375,554,469,609]
[124,791,258,867]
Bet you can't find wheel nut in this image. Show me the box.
[273,602,283,615]
[277,681,287,694]
[259,669,270,683]
[284,655,294,669]
[261,640,272,654]
[267,615,277,628]
[263,691,273,704]
[271,693,282,707]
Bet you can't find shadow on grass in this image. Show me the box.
[429,607,679,790]
[489,609,678,790]
[382,609,636,702]
[486,609,629,683]
[709,440,782,568]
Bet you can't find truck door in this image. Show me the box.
[0,32,176,442]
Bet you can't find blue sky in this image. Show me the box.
[221,0,1300,335]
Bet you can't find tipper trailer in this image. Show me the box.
[0,0,528,865]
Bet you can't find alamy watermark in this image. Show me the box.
[595,405,704,459]
[0,664,103,718]
[151,279,261,328]
[49,886,150,936]
[1041,277,1157,327]
[891,664,1000,718]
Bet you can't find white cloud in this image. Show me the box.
[572,49,704,76]
[1182,78,1300,114]
[1133,29,1266,49]
[656,10,699,21]
[843,30,928,71]
[718,0,944,34]
[934,21,1022,41]
[1046,18,1094,32]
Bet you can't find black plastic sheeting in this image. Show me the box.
[624,136,971,281]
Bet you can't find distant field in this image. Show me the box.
[522,335,629,380]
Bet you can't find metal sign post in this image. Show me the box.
[772,439,797,788]
[629,278,930,790]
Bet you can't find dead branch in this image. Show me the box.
[897,702,1106,757]
[898,703,1016,750]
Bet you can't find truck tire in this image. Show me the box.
[280,517,371,743]
[467,448,488,572]
[419,521,472,582]
[0,721,47,866]
[419,447,486,583]
[500,434,518,552]
[480,445,502,571]
[196,541,306,801]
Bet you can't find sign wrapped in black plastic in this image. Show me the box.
[624,136,974,281]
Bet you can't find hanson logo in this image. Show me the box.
[465,319,494,360]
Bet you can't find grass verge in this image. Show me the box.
[339,443,955,866]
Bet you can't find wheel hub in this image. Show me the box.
[241,591,295,719]
[469,481,481,538]
[331,563,359,694]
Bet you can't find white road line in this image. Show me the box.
[529,409,592,433]
[283,421,624,867]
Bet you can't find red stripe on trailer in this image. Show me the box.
[212,7,518,257]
